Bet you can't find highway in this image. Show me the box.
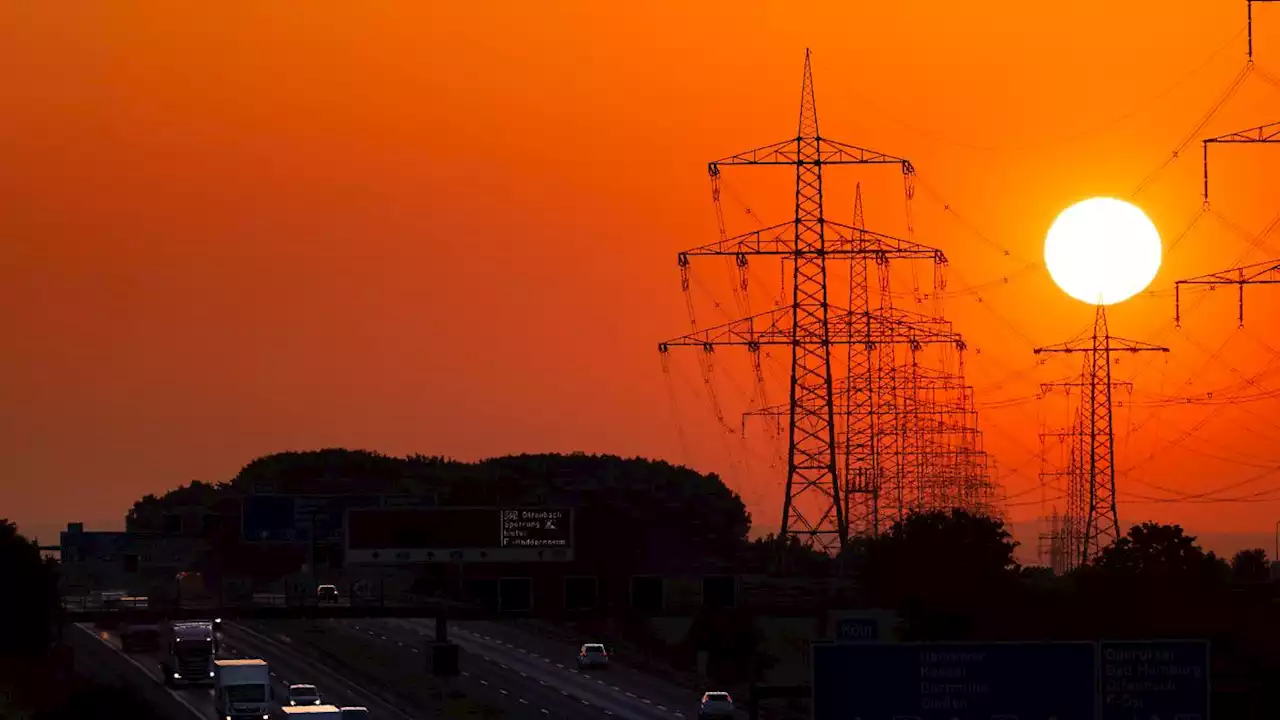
[73,610,748,719]
[77,621,418,719]
[321,617,741,719]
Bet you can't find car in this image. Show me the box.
[576,643,609,670]
[699,691,734,719]
[317,585,339,604]
[339,708,371,719]
[287,683,323,706]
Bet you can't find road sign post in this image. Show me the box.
[344,507,575,563]
[1100,640,1209,720]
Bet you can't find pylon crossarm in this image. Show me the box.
[677,219,946,262]
[660,305,965,350]
[1203,120,1280,144]
[1040,380,1134,393]
[710,136,913,168]
[1034,340,1168,354]
[828,307,966,349]
[1176,258,1280,285]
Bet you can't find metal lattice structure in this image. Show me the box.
[658,50,965,552]
[1201,121,1280,204]
[1038,371,1133,572]
[1033,306,1167,567]
[1185,112,1280,323]
[1175,258,1280,326]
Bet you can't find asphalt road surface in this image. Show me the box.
[326,617,748,719]
[78,622,416,719]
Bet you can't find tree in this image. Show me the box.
[739,533,831,576]
[1089,522,1227,589]
[853,509,1021,633]
[1231,547,1271,584]
[0,520,58,657]
[129,449,754,582]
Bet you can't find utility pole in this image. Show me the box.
[1034,306,1168,567]
[660,50,965,553]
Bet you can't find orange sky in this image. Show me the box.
[5,2,1280,555]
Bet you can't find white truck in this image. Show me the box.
[213,659,272,720]
[282,706,343,718]
[160,620,216,686]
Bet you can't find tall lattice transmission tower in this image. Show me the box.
[1179,113,1280,324]
[659,50,972,551]
[1034,306,1167,567]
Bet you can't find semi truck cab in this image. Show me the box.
[160,620,215,686]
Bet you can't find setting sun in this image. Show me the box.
[1043,197,1163,306]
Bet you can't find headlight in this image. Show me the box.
[172,673,180,679]
[208,671,214,677]
[290,700,296,705]
[314,699,321,704]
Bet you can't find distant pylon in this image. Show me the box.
[1034,305,1168,566]
[659,50,959,552]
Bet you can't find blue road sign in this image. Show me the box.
[812,641,1097,720]
[242,495,296,542]
[242,495,380,543]
[1100,640,1209,720]
[835,617,879,643]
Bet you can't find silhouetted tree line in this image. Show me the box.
[126,449,753,579]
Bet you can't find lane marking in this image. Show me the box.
[519,699,529,704]
[76,625,204,719]
[499,689,509,695]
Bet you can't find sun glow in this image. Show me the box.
[1044,197,1162,306]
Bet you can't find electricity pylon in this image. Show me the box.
[658,50,962,552]
[1033,306,1167,566]
[1039,375,1133,571]
[1175,259,1280,326]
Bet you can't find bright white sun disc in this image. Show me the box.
[1044,197,1162,306]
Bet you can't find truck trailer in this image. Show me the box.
[213,658,271,720]
[282,706,343,718]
